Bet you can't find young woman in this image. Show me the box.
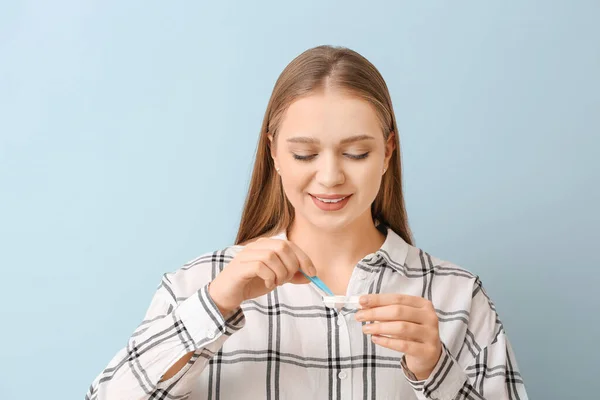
[86,45,528,400]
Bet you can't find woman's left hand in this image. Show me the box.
[355,293,443,381]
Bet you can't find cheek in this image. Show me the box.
[351,162,382,191]
[281,167,312,195]
[278,155,309,192]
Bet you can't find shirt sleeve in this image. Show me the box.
[400,278,528,400]
[85,282,245,400]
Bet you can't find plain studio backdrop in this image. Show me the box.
[1,1,598,399]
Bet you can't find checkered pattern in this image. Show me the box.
[86,227,528,399]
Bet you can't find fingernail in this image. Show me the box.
[363,326,372,333]
[359,296,369,306]
[310,266,317,277]
[355,312,363,321]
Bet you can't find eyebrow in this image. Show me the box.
[286,134,375,145]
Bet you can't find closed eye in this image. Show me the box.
[292,154,317,161]
[344,152,370,160]
[292,152,370,161]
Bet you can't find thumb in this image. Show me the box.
[289,271,311,285]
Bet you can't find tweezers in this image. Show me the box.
[301,271,334,296]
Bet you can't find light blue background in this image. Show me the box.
[1,1,598,399]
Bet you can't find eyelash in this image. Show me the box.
[292,152,370,161]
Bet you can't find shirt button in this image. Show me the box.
[357,270,369,280]
[206,330,216,339]
[338,371,348,380]
[337,317,344,326]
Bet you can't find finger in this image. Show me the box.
[253,249,288,285]
[268,240,301,281]
[362,321,432,343]
[288,271,311,285]
[355,305,429,324]
[251,239,300,282]
[245,260,277,289]
[285,240,317,276]
[370,335,429,356]
[359,293,429,309]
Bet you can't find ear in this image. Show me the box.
[268,133,279,170]
[383,131,396,171]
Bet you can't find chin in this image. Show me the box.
[305,212,357,232]
[290,196,370,232]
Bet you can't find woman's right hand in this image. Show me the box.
[208,238,316,315]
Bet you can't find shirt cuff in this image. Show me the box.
[401,342,467,400]
[174,284,245,351]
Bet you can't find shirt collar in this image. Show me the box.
[375,226,409,275]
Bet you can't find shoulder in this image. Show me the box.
[156,243,245,304]
[383,227,479,285]
[402,243,496,312]
[404,245,478,281]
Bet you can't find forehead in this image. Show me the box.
[277,91,382,142]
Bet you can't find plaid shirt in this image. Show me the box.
[86,227,528,400]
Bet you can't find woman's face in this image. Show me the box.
[270,89,395,232]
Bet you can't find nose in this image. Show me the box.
[315,153,345,188]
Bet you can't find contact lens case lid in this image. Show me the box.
[322,295,362,309]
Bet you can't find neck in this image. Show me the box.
[287,214,385,278]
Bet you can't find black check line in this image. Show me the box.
[266,290,274,400]
[198,289,225,335]
[334,307,341,400]
[127,338,153,394]
[160,278,178,304]
[377,249,408,275]
[424,343,453,397]
[506,347,522,400]
[182,252,233,271]
[171,315,194,352]
[370,266,387,399]
[212,349,401,366]
[327,305,333,400]
[215,250,228,400]
[362,277,377,400]
[466,368,524,383]
[274,288,282,399]
[491,320,505,345]
[150,381,192,400]
[207,356,214,400]
[242,306,330,319]
[479,347,487,395]
[457,383,485,400]
[425,252,435,300]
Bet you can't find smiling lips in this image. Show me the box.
[309,193,353,211]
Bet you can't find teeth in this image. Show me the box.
[315,196,347,203]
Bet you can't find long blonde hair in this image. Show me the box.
[235,45,413,246]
